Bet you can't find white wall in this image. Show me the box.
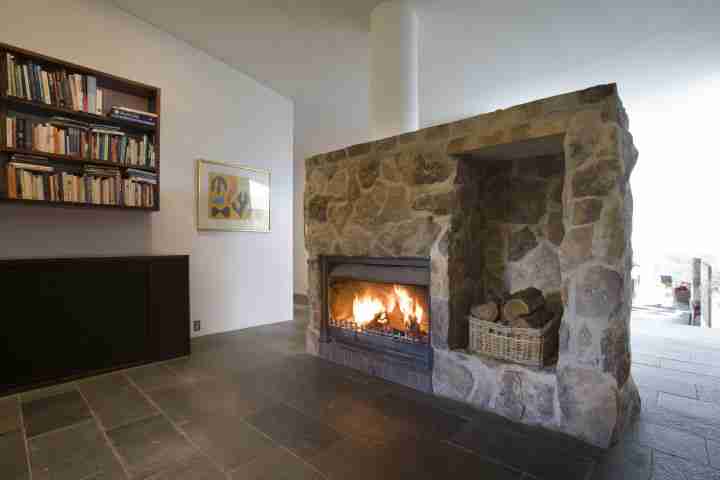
[0,0,294,336]
[292,75,372,297]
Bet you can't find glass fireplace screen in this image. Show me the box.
[328,279,429,344]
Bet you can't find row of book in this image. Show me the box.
[90,125,156,167]
[5,54,104,114]
[5,115,156,168]
[5,116,88,157]
[6,54,159,128]
[5,155,157,207]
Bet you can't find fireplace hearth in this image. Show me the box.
[305,84,640,448]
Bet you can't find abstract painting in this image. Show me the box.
[197,159,270,232]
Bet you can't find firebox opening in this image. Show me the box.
[329,279,429,344]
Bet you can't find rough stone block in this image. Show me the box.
[558,366,618,447]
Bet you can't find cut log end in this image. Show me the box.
[471,302,499,322]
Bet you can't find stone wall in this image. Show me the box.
[305,84,640,448]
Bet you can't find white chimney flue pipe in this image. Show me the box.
[370,1,419,140]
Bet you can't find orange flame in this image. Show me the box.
[352,293,384,327]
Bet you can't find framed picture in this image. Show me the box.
[196,159,270,232]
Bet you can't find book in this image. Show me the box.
[87,76,97,115]
[111,106,158,118]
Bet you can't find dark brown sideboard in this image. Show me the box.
[0,255,190,396]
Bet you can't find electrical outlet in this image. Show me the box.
[193,320,201,332]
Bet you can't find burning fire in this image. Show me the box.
[351,284,424,330]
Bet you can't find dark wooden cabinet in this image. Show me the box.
[0,255,189,396]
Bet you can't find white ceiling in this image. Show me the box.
[111,0,385,100]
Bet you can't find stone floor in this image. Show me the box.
[2,308,720,479]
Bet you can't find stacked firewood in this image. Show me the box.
[470,287,553,329]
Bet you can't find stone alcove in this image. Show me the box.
[305,84,639,447]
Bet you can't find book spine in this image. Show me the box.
[87,76,96,116]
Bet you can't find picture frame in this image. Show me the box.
[196,159,271,232]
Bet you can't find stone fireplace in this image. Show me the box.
[304,84,639,448]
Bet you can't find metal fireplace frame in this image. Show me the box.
[319,255,433,371]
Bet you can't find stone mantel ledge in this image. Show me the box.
[304,83,639,448]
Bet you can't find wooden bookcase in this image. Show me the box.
[0,42,161,211]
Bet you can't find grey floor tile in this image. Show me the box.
[709,440,720,470]
[450,420,595,479]
[633,363,720,390]
[589,441,652,480]
[661,358,720,378]
[126,364,184,392]
[653,451,720,480]
[80,374,158,430]
[658,392,720,421]
[632,421,709,465]
[22,390,91,438]
[0,397,20,435]
[149,377,269,425]
[632,353,660,367]
[306,436,402,480]
[230,445,323,480]
[28,420,124,480]
[637,398,720,443]
[0,430,30,480]
[692,349,720,367]
[145,454,225,480]
[107,414,197,479]
[632,365,699,398]
[696,384,720,406]
[180,413,277,471]
[247,403,343,459]
[20,382,78,404]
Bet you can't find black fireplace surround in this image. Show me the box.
[319,256,433,371]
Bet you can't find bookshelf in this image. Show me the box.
[0,42,161,211]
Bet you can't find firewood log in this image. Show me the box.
[510,307,552,329]
[471,302,499,322]
[503,287,545,321]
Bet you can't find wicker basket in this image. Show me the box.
[468,311,560,367]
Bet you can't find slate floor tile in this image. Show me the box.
[402,438,526,480]
[246,403,343,459]
[658,391,720,421]
[107,414,197,479]
[708,439,720,470]
[450,420,595,479]
[692,349,720,367]
[22,390,91,438]
[19,382,78,404]
[230,445,323,480]
[653,452,720,480]
[590,441,652,480]
[0,396,20,435]
[28,420,124,480]
[126,364,184,392]
[696,384,720,406]
[632,365,699,398]
[637,397,720,443]
[634,363,720,390]
[149,377,270,425]
[79,374,157,430]
[0,430,30,480]
[180,412,277,471]
[632,352,661,367]
[661,358,720,378]
[307,436,401,480]
[146,454,225,480]
[632,421,709,465]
